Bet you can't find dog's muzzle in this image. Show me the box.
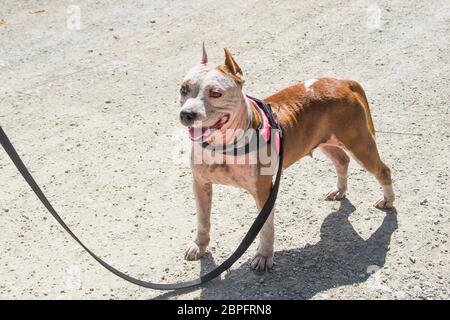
[180,110,198,126]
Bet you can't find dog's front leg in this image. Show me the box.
[250,182,274,271]
[185,178,212,261]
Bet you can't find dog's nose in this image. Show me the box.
[180,110,197,125]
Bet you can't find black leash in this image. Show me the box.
[0,125,283,290]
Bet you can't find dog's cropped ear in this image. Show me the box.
[224,48,243,76]
[201,42,208,65]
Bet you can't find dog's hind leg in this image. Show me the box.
[332,81,395,209]
[348,141,394,209]
[334,126,395,209]
[319,144,350,201]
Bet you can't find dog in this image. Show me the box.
[179,45,395,271]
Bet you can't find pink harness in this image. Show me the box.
[248,97,281,154]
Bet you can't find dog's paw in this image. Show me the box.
[184,241,207,261]
[250,252,273,271]
[374,196,394,209]
[325,186,346,201]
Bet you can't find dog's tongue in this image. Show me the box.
[189,127,210,140]
[188,116,229,141]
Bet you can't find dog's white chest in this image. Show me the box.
[191,148,259,193]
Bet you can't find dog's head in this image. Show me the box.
[179,44,246,140]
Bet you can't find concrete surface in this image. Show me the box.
[0,0,449,299]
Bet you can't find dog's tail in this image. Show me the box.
[347,80,376,137]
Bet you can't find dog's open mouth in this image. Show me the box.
[189,115,229,140]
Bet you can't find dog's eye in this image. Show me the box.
[209,91,222,98]
[180,85,189,96]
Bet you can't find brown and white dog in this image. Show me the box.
[179,45,395,271]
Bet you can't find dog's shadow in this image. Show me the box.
[153,198,398,299]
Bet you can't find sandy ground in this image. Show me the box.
[0,0,449,300]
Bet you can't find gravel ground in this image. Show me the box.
[0,0,449,299]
